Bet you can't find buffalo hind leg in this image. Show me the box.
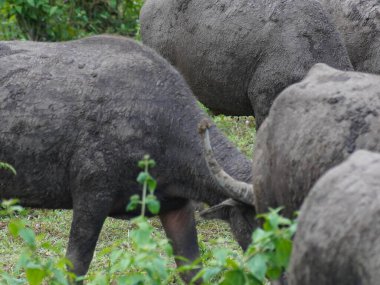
[159,200,200,283]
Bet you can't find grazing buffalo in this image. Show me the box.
[319,0,380,74]
[289,150,380,285]
[200,64,380,220]
[0,35,255,281]
[140,0,352,127]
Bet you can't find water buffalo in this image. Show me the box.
[289,150,380,285]
[0,35,255,280]
[140,0,352,127]
[318,0,380,74]
[200,63,380,220]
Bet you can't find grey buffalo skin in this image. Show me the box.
[252,64,380,218]
[140,0,353,127]
[318,0,380,74]
[0,35,254,280]
[201,64,380,221]
[289,150,380,285]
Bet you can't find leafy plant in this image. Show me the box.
[1,0,73,41]
[194,208,297,285]
[0,156,297,285]
[75,0,144,37]
[0,199,75,285]
[127,155,159,216]
[0,199,25,217]
[0,0,143,41]
[0,5,24,40]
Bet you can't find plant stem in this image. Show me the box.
[141,163,148,217]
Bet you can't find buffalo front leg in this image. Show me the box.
[66,202,109,280]
[65,195,111,283]
[66,161,115,282]
[159,200,200,283]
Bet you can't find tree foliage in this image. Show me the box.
[0,0,143,41]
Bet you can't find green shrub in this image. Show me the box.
[0,7,23,40]
[0,199,74,285]
[0,0,143,41]
[191,208,296,285]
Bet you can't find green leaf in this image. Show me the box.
[146,196,160,214]
[26,0,35,7]
[19,228,36,247]
[257,207,284,231]
[117,255,131,272]
[14,5,23,14]
[109,0,117,9]
[136,172,148,184]
[147,177,157,192]
[213,248,229,265]
[126,195,140,212]
[89,274,108,285]
[1,198,19,208]
[252,228,271,243]
[124,273,145,285]
[160,241,173,256]
[8,220,25,237]
[274,238,292,267]
[266,266,282,280]
[26,267,45,285]
[247,254,267,282]
[225,257,240,269]
[289,222,298,237]
[220,270,246,285]
[147,159,156,168]
[137,160,145,169]
[51,268,69,285]
[28,11,38,20]
[110,249,123,264]
[131,222,153,245]
[49,6,58,16]
[10,205,24,213]
[201,267,222,281]
[246,274,264,285]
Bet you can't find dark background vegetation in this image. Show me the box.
[0,0,143,41]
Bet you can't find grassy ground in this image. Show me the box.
[0,114,255,279]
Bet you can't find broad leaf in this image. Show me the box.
[26,267,45,285]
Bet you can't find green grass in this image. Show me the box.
[0,114,255,278]
[213,115,255,157]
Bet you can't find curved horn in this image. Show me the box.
[198,119,255,205]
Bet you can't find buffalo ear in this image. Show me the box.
[200,199,240,221]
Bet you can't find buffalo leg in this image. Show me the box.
[66,160,115,282]
[159,200,200,283]
[66,202,109,280]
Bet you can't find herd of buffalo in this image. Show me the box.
[0,0,379,284]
